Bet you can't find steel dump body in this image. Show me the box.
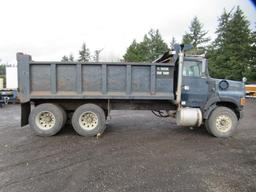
[17,53,175,102]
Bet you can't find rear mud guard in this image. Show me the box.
[21,102,31,126]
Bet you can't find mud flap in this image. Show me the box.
[21,102,31,126]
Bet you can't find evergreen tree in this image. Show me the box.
[69,54,74,62]
[61,54,75,62]
[207,9,232,78]
[61,55,69,62]
[78,43,90,62]
[0,65,5,75]
[123,29,168,62]
[123,40,146,62]
[208,7,251,80]
[247,27,256,81]
[0,64,6,87]
[214,9,233,49]
[182,17,210,49]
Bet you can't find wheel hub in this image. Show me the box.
[79,112,98,130]
[35,111,56,130]
[216,115,232,132]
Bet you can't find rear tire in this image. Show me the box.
[29,103,66,136]
[56,104,67,127]
[206,106,238,138]
[72,104,106,136]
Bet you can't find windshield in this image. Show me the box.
[183,60,202,77]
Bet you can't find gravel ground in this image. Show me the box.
[0,100,255,192]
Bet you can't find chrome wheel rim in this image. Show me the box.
[79,111,98,130]
[35,111,56,130]
[216,115,232,132]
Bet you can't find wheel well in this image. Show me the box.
[216,102,240,119]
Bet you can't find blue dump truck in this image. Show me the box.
[17,44,245,138]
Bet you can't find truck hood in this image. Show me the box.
[213,78,245,99]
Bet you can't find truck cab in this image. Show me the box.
[181,55,245,137]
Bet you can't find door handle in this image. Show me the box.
[182,85,190,91]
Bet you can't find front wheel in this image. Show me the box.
[72,104,106,136]
[206,106,238,138]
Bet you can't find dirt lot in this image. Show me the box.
[0,100,255,192]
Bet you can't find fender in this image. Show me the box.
[218,96,240,108]
[203,96,220,111]
[203,96,240,119]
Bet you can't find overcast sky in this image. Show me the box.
[0,0,255,64]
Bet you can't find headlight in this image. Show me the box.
[219,80,229,90]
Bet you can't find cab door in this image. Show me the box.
[181,59,209,108]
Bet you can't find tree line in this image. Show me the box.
[124,6,256,82]
[61,6,255,81]
[61,44,103,62]
[1,6,253,82]
[61,43,91,62]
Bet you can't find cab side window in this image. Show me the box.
[183,60,201,77]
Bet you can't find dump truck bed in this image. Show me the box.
[17,53,175,102]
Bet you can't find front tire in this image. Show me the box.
[206,106,238,138]
[72,104,106,136]
[29,103,66,136]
